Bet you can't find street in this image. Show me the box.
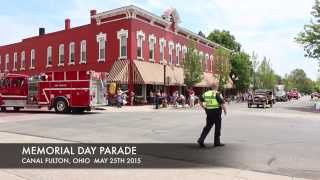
[0,96,319,179]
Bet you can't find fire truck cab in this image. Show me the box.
[0,71,106,113]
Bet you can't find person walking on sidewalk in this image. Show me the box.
[116,88,123,108]
[155,90,161,109]
[197,83,227,148]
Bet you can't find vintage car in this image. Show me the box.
[248,89,274,108]
[274,85,288,102]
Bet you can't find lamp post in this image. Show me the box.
[231,74,239,94]
[163,60,167,93]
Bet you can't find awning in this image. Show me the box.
[133,60,164,85]
[165,65,184,86]
[106,60,145,84]
[195,72,219,87]
[105,60,129,84]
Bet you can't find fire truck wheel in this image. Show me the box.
[1,107,6,112]
[54,98,70,113]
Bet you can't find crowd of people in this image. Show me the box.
[108,87,259,109]
[149,89,199,109]
[108,88,201,109]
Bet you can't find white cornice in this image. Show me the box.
[92,5,231,52]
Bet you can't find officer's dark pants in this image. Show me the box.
[199,108,222,144]
[155,97,160,109]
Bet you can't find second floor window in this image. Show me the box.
[13,52,17,71]
[80,40,87,64]
[159,38,166,63]
[96,32,106,62]
[120,36,127,58]
[176,44,181,65]
[21,51,25,70]
[199,52,204,70]
[136,30,145,60]
[210,55,213,72]
[5,54,9,71]
[69,42,75,64]
[149,35,156,62]
[47,46,52,66]
[205,54,209,71]
[182,46,187,63]
[59,44,64,65]
[117,29,128,59]
[30,49,35,69]
[169,42,174,64]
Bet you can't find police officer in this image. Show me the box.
[197,83,227,147]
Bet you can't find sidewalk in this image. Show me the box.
[96,105,201,112]
[0,132,311,180]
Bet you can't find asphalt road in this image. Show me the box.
[0,96,319,179]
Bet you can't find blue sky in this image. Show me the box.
[0,0,318,80]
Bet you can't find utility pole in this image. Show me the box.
[251,51,258,90]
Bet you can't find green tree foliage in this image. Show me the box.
[296,0,320,62]
[183,41,203,87]
[314,77,320,92]
[256,57,277,89]
[230,52,253,91]
[283,69,315,94]
[274,74,283,84]
[207,29,241,52]
[214,47,231,90]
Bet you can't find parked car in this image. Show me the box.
[287,88,300,100]
[248,89,274,108]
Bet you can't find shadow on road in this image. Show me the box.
[285,106,318,114]
[0,110,100,115]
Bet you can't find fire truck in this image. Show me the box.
[0,71,106,113]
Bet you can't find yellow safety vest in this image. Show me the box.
[202,90,220,109]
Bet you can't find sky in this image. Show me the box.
[0,0,319,80]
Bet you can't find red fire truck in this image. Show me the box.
[0,71,106,113]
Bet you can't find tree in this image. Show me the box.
[207,29,241,52]
[284,69,315,94]
[183,41,203,87]
[256,57,277,89]
[230,52,253,91]
[214,47,231,91]
[274,74,283,84]
[296,0,320,63]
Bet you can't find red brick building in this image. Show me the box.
[0,5,230,103]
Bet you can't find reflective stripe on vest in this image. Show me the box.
[202,90,219,109]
